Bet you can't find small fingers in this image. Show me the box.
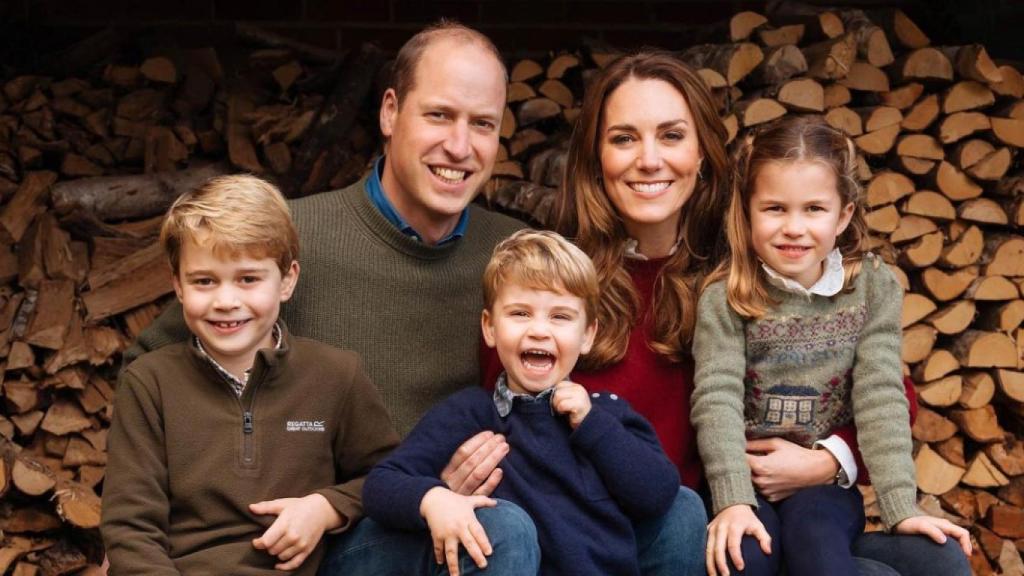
[726,528,745,572]
[705,529,718,576]
[461,527,488,569]
[432,534,444,565]
[470,520,493,557]
[714,524,731,576]
[445,537,461,576]
[275,549,310,572]
[751,522,773,555]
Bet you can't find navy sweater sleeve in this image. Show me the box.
[363,389,488,530]
[571,395,681,519]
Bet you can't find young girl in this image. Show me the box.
[692,116,971,576]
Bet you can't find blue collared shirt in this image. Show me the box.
[491,372,556,418]
[365,156,469,246]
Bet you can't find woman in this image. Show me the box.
[554,51,968,576]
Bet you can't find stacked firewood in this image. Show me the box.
[0,27,391,574]
[483,5,1024,575]
[0,4,1022,575]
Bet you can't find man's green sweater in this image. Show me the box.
[128,177,525,435]
[692,255,917,529]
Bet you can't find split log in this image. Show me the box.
[12,457,55,496]
[933,161,983,201]
[890,215,937,244]
[962,452,1009,487]
[802,34,856,81]
[538,80,574,109]
[912,349,959,382]
[0,172,57,244]
[897,134,944,160]
[547,54,580,79]
[900,93,940,132]
[825,106,862,136]
[511,59,543,83]
[823,83,851,108]
[757,25,805,48]
[935,436,967,469]
[838,62,889,92]
[731,11,769,42]
[868,8,930,49]
[902,323,937,363]
[51,162,230,222]
[938,112,990,144]
[990,117,1024,151]
[865,171,914,207]
[991,64,1024,98]
[769,1,844,41]
[915,443,964,494]
[681,43,764,86]
[733,98,787,127]
[966,147,1011,181]
[983,235,1024,277]
[977,300,1024,332]
[958,198,1008,226]
[986,438,1024,477]
[951,405,1005,443]
[891,47,953,83]
[838,9,894,67]
[517,98,561,126]
[746,45,807,86]
[960,371,995,409]
[943,44,1003,84]
[902,292,937,327]
[952,330,1018,368]
[903,190,955,221]
[943,81,995,114]
[917,374,962,407]
[54,482,101,529]
[899,230,942,268]
[940,224,983,269]
[925,300,975,335]
[995,369,1024,403]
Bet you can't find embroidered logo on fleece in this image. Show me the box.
[286,420,326,432]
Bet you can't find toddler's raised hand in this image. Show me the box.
[552,381,592,429]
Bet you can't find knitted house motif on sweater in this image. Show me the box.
[742,304,866,446]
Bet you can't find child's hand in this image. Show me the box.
[552,381,592,429]
[419,487,497,576]
[894,515,972,556]
[706,504,772,576]
[249,494,341,571]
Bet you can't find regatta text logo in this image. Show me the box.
[286,420,326,432]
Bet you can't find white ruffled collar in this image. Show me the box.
[624,237,680,261]
[761,248,845,298]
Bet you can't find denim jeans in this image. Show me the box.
[317,499,539,576]
[318,487,707,575]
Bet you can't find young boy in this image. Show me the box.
[101,175,399,575]
[362,230,680,576]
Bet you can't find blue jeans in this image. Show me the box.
[317,499,539,575]
[318,487,707,575]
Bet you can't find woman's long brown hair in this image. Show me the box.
[555,51,729,367]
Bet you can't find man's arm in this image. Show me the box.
[100,370,181,575]
[122,300,191,367]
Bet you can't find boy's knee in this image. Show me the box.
[476,500,538,546]
[474,500,540,569]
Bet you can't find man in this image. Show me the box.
[127,22,703,576]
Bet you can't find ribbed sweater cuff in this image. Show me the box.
[709,472,758,515]
[878,487,919,530]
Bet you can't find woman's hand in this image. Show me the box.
[706,504,772,576]
[746,437,839,501]
[894,515,972,556]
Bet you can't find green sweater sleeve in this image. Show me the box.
[315,354,400,531]
[691,281,758,514]
[101,370,182,575]
[852,257,918,528]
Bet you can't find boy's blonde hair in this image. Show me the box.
[160,175,299,275]
[483,230,599,323]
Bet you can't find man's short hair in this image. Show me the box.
[482,230,599,323]
[391,20,508,105]
[160,174,299,275]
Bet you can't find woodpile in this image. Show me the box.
[0,26,384,574]
[481,5,1024,575]
[0,5,1020,575]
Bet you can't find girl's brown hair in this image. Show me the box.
[555,51,729,367]
[718,115,869,319]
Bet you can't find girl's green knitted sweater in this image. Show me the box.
[692,254,917,529]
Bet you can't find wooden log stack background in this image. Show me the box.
[0,2,1022,574]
